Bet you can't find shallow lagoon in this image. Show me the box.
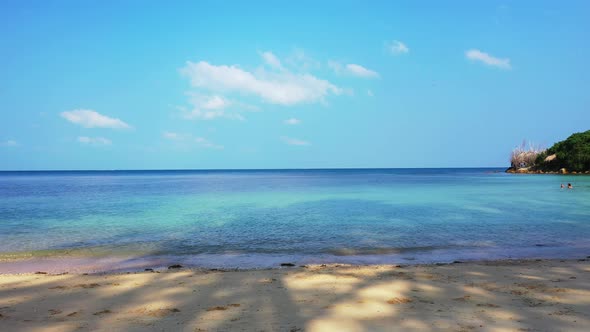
[1,169,589,269]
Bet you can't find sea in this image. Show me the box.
[0,168,589,273]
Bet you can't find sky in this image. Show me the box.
[1,0,589,170]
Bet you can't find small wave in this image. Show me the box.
[327,245,461,256]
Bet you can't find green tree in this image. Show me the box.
[538,130,590,172]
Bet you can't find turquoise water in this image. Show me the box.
[1,169,589,270]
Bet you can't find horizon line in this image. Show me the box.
[0,166,506,172]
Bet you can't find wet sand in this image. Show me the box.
[0,259,589,331]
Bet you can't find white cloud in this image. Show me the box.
[328,61,379,78]
[201,94,230,109]
[465,49,511,69]
[77,136,112,145]
[345,64,379,78]
[281,136,310,146]
[61,109,131,129]
[261,51,283,69]
[163,131,182,140]
[194,137,224,149]
[387,40,409,55]
[367,89,374,97]
[181,94,244,121]
[181,59,341,106]
[284,118,301,125]
[1,139,18,147]
[163,132,223,149]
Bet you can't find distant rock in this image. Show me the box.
[168,264,183,269]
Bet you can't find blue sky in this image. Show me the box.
[1,1,589,170]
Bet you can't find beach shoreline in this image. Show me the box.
[1,258,589,331]
[2,243,590,275]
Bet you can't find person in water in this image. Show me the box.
[568,183,573,189]
[561,183,565,189]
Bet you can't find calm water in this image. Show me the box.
[1,169,589,270]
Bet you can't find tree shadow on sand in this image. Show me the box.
[0,260,589,331]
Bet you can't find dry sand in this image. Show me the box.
[0,259,589,331]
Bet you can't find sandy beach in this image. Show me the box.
[0,259,588,332]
